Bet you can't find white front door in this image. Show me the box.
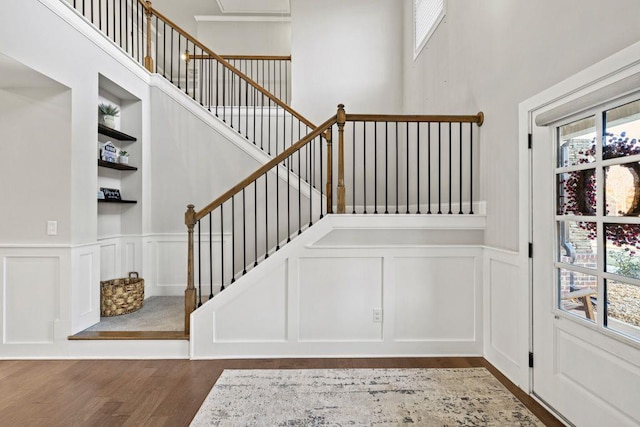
[531,97,640,426]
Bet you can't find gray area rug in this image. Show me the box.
[84,296,183,331]
[190,368,543,426]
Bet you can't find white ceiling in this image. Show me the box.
[216,0,289,15]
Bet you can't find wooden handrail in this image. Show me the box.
[194,115,338,221]
[148,6,316,131]
[221,55,292,61]
[345,112,484,126]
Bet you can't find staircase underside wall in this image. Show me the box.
[191,215,486,359]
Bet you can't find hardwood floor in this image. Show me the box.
[0,357,562,426]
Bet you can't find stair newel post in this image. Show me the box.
[325,129,333,214]
[144,1,154,72]
[337,104,346,213]
[185,204,197,334]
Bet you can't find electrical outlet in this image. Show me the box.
[373,308,383,323]
[47,221,57,236]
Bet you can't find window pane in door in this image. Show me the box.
[557,116,596,167]
[606,279,640,340]
[605,162,640,216]
[557,221,597,269]
[603,99,640,160]
[605,223,640,280]
[558,268,598,322]
[557,169,596,215]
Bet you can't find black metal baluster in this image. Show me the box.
[374,122,378,214]
[260,94,265,150]
[470,123,474,214]
[253,88,256,144]
[265,172,270,258]
[106,0,110,39]
[438,122,442,214]
[237,73,241,133]
[427,123,432,214]
[298,148,302,235]
[231,196,236,283]
[268,99,272,154]
[99,0,102,31]
[197,221,202,307]
[395,122,399,214]
[242,188,247,274]
[216,61,219,116]
[406,122,410,214]
[320,132,324,218]
[230,71,234,128]
[245,80,249,138]
[220,204,225,291]
[177,36,181,88]
[254,180,258,266]
[308,141,312,225]
[416,123,421,214]
[353,122,356,214]
[448,122,452,214]
[222,67,226,122]
[385,122,389,214]
[459,122,463,214]
[287,154,291,242]
[169,28,173,83]
[363,122,367,214]
[276,136,280,250]
[209,213,213,300]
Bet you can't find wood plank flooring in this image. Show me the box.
[0,357,562,426]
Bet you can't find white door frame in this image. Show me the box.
[518,41,640,421]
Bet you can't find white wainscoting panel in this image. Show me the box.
[71,243,101,333]
[483,247,526,388]
[3,256,60,344]
[190,216,485,359]
[214,261,288,342]
[298,257,383,342]
[100,241,117,281]
[394,256,476,341]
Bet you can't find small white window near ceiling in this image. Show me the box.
[414,0,445,59]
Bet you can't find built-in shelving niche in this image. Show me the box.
[97,74,142,241]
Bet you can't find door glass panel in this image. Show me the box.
[557,116,596,167]
[558,221,597,269]
[603,99,640,160]
[558,268,598,322]
[606,279,640,340]
[605,162,640,216]
[557,169,596,215]
[605,223,640,280]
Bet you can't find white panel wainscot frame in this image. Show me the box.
[190,215,485,359]
[71,243,101,334]
[482,247,525,387]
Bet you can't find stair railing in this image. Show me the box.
[221,55,292,106]
[184,115,337,332]
[66,0,315,156]
[184,105,484,332]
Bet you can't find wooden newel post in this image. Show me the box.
[337,104,346,213]
[144,1,154,72]
[325,129,333,214]
[184,204,197,334]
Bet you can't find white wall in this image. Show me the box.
[197,21,291,56]
[402,0,640,251]
[0,84,72,244]
[290,0,404,123]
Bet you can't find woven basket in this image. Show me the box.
[100,272,144,317]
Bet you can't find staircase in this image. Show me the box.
[64,0,485,340]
